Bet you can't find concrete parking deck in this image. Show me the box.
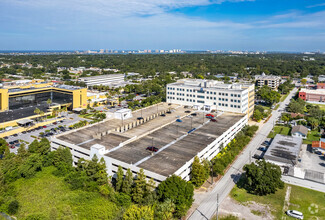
[56,103,183,148]
[106,113,244,177]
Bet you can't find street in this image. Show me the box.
[188,88,298,220]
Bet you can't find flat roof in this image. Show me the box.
[300,88,325,95]
[264,134,303,166]
[56,103,184,149]
[106,112,244,177]
[8,85,82,93]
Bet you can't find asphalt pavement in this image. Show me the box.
[188,88,298,220]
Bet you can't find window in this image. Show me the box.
[197,95,205,99]
[218,103,221,106]
[197,100,205,103]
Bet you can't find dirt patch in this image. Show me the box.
[219,196,274,220]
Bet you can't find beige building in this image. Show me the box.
[255,73,280,90]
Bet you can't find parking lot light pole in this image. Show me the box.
[152,137,154,147]
[191,117,193,130]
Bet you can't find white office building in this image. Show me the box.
[79,74,125,87]
[255,73,281,90]
[166,79,253,115]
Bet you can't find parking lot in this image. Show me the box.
[297,144,325,174]
[6,113,89,154]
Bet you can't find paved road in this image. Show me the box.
[282,175,325,193]
[188,88,298,220]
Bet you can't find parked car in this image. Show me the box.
[176,119,182,122]
[166,111,172,114]
[160,114,166,117]
[258,147,267,152]
[13,134,18,137]
[137,117,144,120]
[10,146,15,149]
[253,154,262,160]
[43,125,47,128]
[191,113,197,116]
[9,141,14,145]
[185,110,191,113]
[146,146,158,152]
[286,210,303,219]
[3,136,8,139]
[210,118,217,122]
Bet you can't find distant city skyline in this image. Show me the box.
[1,0,325,51]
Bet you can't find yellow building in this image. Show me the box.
[242,84,255,118]
[0,85,87,112]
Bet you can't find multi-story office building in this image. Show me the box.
[166,79,255,118]
[299,88,325,104]
[0,85,87,112]
[255,73,281,90]
[79,74,125,87]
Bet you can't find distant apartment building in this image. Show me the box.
[255,73,281,90]
[166,79,255,118]
[78,74,125,87]
[299,88,325,104]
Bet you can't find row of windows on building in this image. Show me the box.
[167,93,242,103]
[168,97,242,109]
[167,87,242,97]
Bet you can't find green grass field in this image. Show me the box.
[12,167,118,220]
[303,130,321,144]
[231,185,287,219]
[280,93,289,102]
[268,125,291,138]
[230,184,325,219]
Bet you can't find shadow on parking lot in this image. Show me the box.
[319,163,325,167]
[319,156,325,161]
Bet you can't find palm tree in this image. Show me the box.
[47,98,52,109]
[40,111,45,121]
[34,107,41,121]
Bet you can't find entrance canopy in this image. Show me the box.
[17,118,34,126]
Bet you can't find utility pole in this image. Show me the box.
[216,193,219,220]
[191,117,193,130]
[152,137,154,147]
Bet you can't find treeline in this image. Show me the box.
[0,138,194,219]
[190,125,258,188]
[1,54,325,78]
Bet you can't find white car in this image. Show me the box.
[286,210,303,219]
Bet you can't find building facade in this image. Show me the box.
[255,73,281,90]
[298,88,325,104]
[0,85,87,112]
[79,74,125,87]
[166,79,255,118]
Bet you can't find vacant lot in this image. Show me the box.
[12,167,118,219]
[268,125,291,138]
[230,184,325,219]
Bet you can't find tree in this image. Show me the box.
[253,109,263,122]
[157,175,194,218]
[132,169,147,204]
[301,78,307,86]
[123,205,154,220]
[34,107,40,119]
[154,199,175,220]
[122,168,133,195]
[257,86,280,106]
[28,139,40,154]
[8,200,19,215]
[115,166,124,192]
[281,113,290,124]
[242,160,284,196]
[191,156,207,187]
[288,99,305,113]
[47,98,52,109]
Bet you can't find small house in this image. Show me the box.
[291,125,308,139]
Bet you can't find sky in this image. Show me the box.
[0,0,325,51]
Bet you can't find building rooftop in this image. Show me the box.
[300,88,325,95]
[264,134,303,166]
[291,125,308,136]
[8,85,82,93]
[168,79,252,92]
[79,74,125,81]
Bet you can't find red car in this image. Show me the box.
[43,125,47,128]
[210,118,217,122]
[146,146,158,152]
[10,146,15,149]
[206,114,214,117]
